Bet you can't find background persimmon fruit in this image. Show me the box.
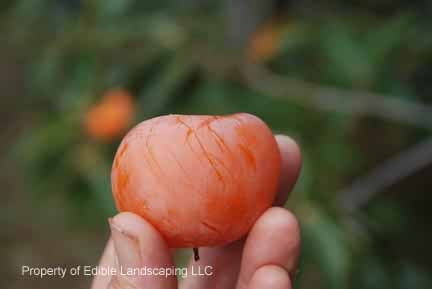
[85,89,135,142]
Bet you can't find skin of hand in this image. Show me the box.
[91,135,302,289]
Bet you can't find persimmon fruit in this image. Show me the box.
[85,88,134,142]
[111,113,281,256]
[247,20,284,63]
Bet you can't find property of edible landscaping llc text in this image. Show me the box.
[21,265,214,279]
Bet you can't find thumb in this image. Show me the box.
[107,212,177,289]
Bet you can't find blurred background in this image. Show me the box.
[1,0,432,288]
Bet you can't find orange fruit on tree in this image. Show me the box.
[111,113,281,255]
[85,89,135,142]
[247,20,284,63]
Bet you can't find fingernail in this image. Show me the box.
[109,218,141,271]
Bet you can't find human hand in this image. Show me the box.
[91,135,302,289]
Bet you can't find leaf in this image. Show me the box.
[73,144,116,216]
[320,22,374,87]
[301,206,351,289]
[95,0,134,19]
[136,52,196,117]
[366,15,412,65]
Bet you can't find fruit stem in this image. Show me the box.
[193,247,200,261]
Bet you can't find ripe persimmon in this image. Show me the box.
[247,20,284,63]
[85,89,134,142]
[111,113,281,252]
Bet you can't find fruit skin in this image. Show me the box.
[85,89,134,142]
[111,113,281,247]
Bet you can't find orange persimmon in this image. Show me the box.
[85,89,134,142]
[247,20,284,63]
[111,113,281,249]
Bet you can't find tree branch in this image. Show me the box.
[244,64,432,130]
[337,137,432,212]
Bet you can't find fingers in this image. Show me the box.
[248,265,291,289]
[90,239,116,289]
[92,212,177,289]
[244,136,301,289]
[236,207,301,289]
[274,135,302,206]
